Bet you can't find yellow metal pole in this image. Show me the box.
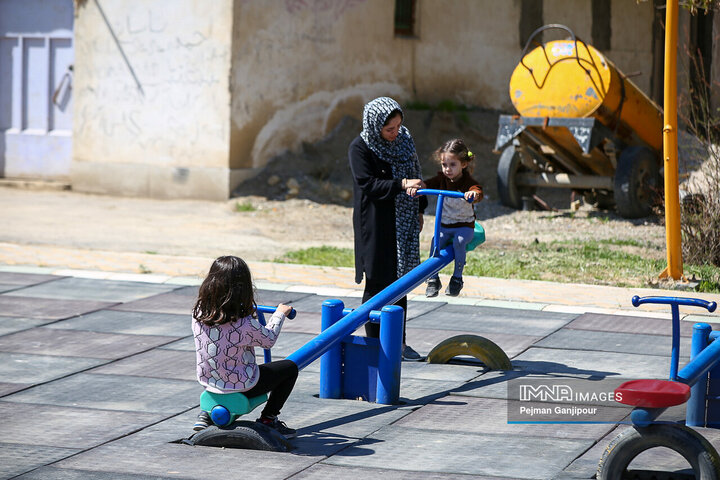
[660,0,684,280]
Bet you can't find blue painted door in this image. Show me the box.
[0,0,74,179]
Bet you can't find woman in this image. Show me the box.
[348,96,424,361]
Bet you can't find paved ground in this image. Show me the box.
[4,186,720,479]
[3,264,720,479]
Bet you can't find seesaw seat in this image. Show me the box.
[615,379,691,408]
[200,390,268,427]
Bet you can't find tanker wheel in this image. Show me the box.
[497,145,536,209]
[613,146,660,219]
[597,424,720,480]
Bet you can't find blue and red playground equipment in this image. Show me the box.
[598,295,720,479]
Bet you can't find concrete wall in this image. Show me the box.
[69,0,659,200]
[71,0,235,200]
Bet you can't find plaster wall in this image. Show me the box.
[71,0,235,199]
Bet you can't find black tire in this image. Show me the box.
[613,146,661,218]
[597,424,720,480]
[497,145,536,209]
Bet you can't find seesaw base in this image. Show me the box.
[183,420,292,452]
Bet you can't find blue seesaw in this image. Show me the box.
[597,295,720,479]
[189,189,511,450]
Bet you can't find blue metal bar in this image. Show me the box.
[631,407,667,427]
[678,338,720,386]
[319,299,345,399]
[631,295,717,312]
[286,245,455,370]
[376,305,404,404]
[256,305,297,364]
[416,189,469,258]
[687,323,712,426]
[670,303,680,380]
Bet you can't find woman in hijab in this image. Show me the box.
[348,97,424,361]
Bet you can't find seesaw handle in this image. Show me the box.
[631,295,717,313]
[257,305,297,319]
[417,188,470,201]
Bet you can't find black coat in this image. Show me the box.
[348,135,404,285]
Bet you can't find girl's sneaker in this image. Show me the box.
[193,411,212,431]
[446,276,464,296]
[256,416,297,439]
[425,278,441,297]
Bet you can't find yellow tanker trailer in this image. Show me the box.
[494,25,663,218]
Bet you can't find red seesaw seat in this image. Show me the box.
[614,379,691,408]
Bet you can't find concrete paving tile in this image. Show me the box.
[0,283,21,293]
[566,312,696,337]
[535,328,690,357]
[290,295,363,313]
[685,313,720,324]
[89,349,196,381]
[290,463,511,479]
[0,443,79,479]
[513,347,676,379]
[0,295,115,320]
[0,352,106,387]
[0,382,30,396]
[395,396,621,440]
[51,433,319,480]
[398,377,467,404]
[0,271,62,286]
[405,326,539,358]
[159,336,194,351]
[110,291,194,315]
[7,277,179,302]
[46,309,191,337]
[278,311,322,334]
[270,332,318,358]
[4,373,201,413]
[256,289,315,307]
[14,467,176,480]
[281,397,413,456]
[0,316,55,335]
[400,361,485,382]
[0,328,178,358]
[323,425,593,479]
[448,370,627,401]
[0,402,165,449]
[409,304,577,336]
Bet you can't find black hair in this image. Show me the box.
[383,108,403,126]
[192,255,256,326]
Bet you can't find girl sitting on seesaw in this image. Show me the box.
[419,138,483,297]
[192,255,298,438]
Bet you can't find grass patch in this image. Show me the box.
[274,246,354,268]
[235,201,256,212]
[274,239,720,292]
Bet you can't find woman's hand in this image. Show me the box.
[403,178,424,197]
[276,303,293,317]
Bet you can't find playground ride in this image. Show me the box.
[495,24,663,218]
[186,189,511,451]
[597,296,720,479]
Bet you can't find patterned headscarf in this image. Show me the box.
[360,97,421,277]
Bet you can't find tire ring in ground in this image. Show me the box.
[427,334,511,369]
[597,424,720,480]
